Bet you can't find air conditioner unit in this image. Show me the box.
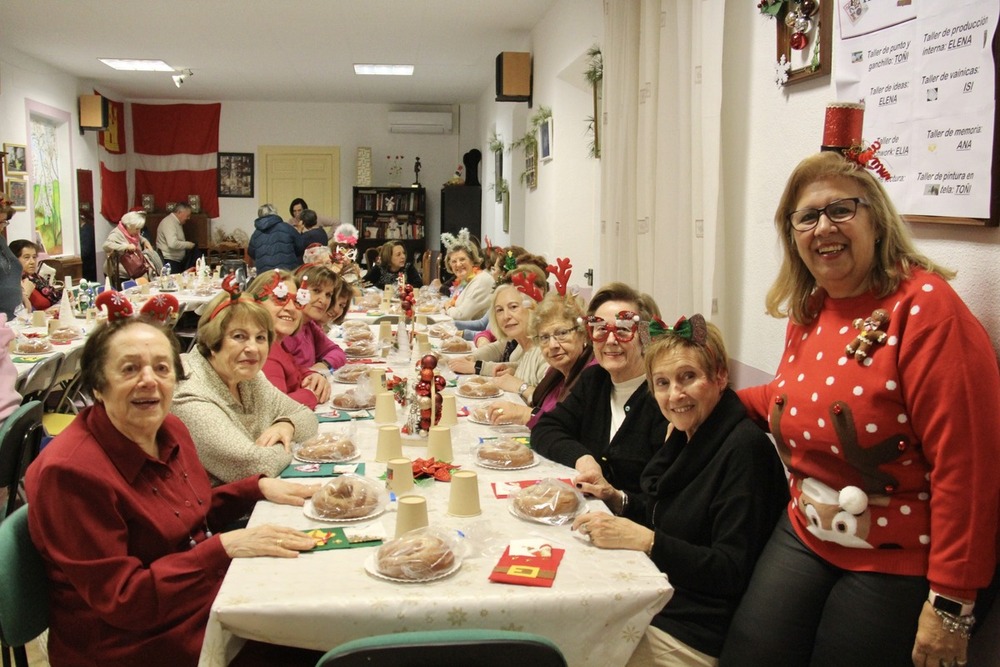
[388,111,453,134]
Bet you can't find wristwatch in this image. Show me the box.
[518,382,530,403]
[928,590,975,616]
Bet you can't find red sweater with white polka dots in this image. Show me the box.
[740,269,1000,599]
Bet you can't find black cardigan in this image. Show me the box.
[632,389,788,657]
[364,263,423,289]
[530,364,666,496]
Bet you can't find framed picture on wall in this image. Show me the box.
[4,143,27,175]
[218,152,254,197]
[539,117,553,162]
[5,178,27,210]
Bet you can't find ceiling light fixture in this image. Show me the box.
[354,64,414,76]
[172,69,194,88]
[99,58,175,72]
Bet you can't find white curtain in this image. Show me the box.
[600,0,726,322]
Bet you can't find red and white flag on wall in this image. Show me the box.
[132,103,220,218]
[97,100,221,224]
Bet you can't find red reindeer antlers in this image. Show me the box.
[546,257,572,296]
[511,270,544,303]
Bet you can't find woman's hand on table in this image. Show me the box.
[574,470,620,506]
[301,372,331,403]
[486,400,531,425]
[572,512,653,552]
[259,478,321,507]
[911,601,970,667]
[574,455,604,482]
[219,523,316,558]
[21,278,35,298]
[447,356,475,374]
[256,421,295,452]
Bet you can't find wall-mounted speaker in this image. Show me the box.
[495,52,532,104]
[79,94,108,133]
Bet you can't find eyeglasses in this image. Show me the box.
[788,197,868,232]
[534,326,579,346]
[584,311,641,343]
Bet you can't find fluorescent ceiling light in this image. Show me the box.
[99,58,175,72]
[354,64,414,76]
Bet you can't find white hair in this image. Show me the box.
[120,211,146,230]
[258,203,277,217]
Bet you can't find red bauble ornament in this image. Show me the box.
[420,368,434,381]
[800,0,818,17]
[421,354,438,369]
[789,31,808,50]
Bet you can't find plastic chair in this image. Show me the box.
[0,506,49,667]
[44,346,83,412]
[0,402,44,520]
[14,353,64,406]
[315,629,567,667]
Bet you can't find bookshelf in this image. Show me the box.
[352,186,426,259]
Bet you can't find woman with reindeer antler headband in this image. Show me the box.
[440,228,495,321]
[172,272,318,485]
[480,257,597,427]
[721,130,1000,666]
[447,265,550,397]
[531,282,667,498]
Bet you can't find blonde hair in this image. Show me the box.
[767,152,955,324]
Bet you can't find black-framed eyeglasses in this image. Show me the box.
[788,197,868,232]
[534,326,579,346]
[584,311,641,343]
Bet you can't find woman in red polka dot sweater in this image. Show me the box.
[720,152,1000,667]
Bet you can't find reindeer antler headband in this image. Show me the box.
[546,257,573,297]
[440,228,475,255]
[511,270,544,303]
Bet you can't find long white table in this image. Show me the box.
[198,389,672,666]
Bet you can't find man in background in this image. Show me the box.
[156,202,195,271]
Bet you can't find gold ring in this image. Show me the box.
[496,408,504,415]
[277,538,284,548]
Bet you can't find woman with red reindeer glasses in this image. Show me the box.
[282,264,347,373]
[532,282,666,497]
[172,274,318,485]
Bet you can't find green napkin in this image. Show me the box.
[317,410,351,423]
[302,527,383,552]
[280,462,366,478]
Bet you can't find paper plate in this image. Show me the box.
[303,498,387,523]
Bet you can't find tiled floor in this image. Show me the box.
[23,634,49,666]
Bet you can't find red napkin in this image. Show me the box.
[411,457,460,482]
[490,544,565,588]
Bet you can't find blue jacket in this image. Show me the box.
[248,214,304,272]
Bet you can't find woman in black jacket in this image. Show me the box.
[531,282,664,496]
[572,316,787,665]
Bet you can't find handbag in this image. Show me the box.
[119,249,150,279]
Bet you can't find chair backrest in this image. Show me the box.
[421,250,432,285]
[47,346,88,414]
[315,629,567,667]
[0,401,44,519]
[15,352,64,406]
[0,506,49,648]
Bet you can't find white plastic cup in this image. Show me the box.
[386,457,414,494]
[427,426,453,462]
[438,394,458,427]
[373,391,397,424]
[448,470,482,517]
[395,495,429,537]
[375,425,403,462]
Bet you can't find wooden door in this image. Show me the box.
[258,146,340,221]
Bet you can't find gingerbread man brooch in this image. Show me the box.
[845,308,890,362]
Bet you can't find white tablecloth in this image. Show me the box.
[198,404,672,666]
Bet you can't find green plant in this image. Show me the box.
[488,130,505,155]
[510,106,551,184]
[585,45,602,159]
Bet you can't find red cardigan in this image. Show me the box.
[263,337,320,410]
[25,404,263,666]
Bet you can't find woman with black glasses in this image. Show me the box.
[531,282,666,496]
[482,288,595,427]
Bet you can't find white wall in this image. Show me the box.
[0,46,103,255]
[721,3,1000,379]
[477,0,603,291]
